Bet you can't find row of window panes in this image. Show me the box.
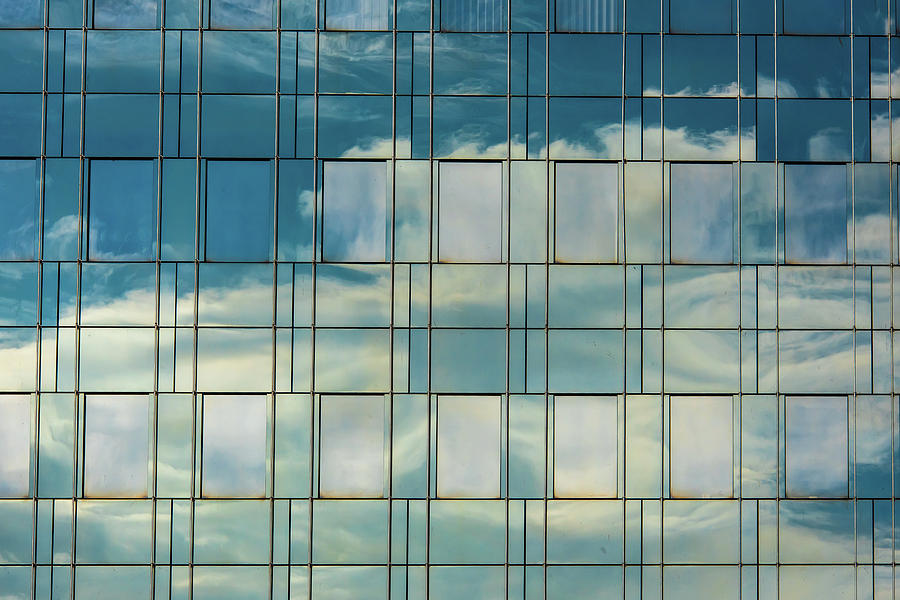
[5,263,896,330]
[0,0,887,34]
[6,30,887,102]
[2,159,890,264]
[0,394,864,499]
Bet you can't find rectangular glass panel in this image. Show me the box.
[669,163,733,263]
[555,162,618,262]
[319,396,385,498]
[84,395,149,497]
[202,395,267,497]
[785,396,849,498]
[89,160,157,260]
[205,160,273,261]
[437,396,501,498]
[325,0,390,29]
[553,396,617,498]
[323,161,387,262]
[555,0,621,32]
[438,162,502,262]
[784,164,848,264]
[0,395,30,497]
[669,396,733,498]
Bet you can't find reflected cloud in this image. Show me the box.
[84,396,150,497]
[662,500,739,564]
[201,395,267,497]
[320,396,385,498]
[437,396,500,498]
[785,396,848,497]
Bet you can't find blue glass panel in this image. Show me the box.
[210,0,274,28]
[93,0,158,27]
[0,160,38,260]
[89,160,157,260]
[205,160,273,261]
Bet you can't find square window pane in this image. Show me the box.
[325,0,390,29]
[554,396,617,498]
[555,0,621,32]
[670,163,733,263]
[0,395,30,497]
[669,396,733,498]
[785,396,849,498]
[89,160,157,260]
[83,395,150,497]
[784,164,848,264]
[323,162,387,262]
[319,396,385,498]
[93,0,158,28]
[437,396,501,498]
[555,162,618,262]
[441,0,506,31]
[0,160,37,260]
[202,395,267,497]
[84,94,160,157]
[438,162,502,263]
[210,0,274,28]
[205,160,273,261]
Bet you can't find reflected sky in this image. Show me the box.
[784,164,848,263]
[83,396,149,497]
[0,160,38,260]
[210,0,273,29]
[320,396,384,498]
[553,396,617,498]
[437,396,500,498]
[323,161,387,262]
[785,396,848,498]
[0,396,29,497]
[202,395,267,497]
[93,0,157,28]
[555,162,618,262]
[438,162,502,262]
[89,160,156,260]
[669,396,733,498]
[669,163,733,263]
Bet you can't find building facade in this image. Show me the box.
[0,0,896,597]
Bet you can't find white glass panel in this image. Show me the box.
[437,396,501,497]
[319,395,384,498]
[669,396,733,498]
[555,163,618,263]
[84,395,149,497]
[0,395,30,496]
[202,395,267,497]
[438,162,502,262]
[554,396,617,498]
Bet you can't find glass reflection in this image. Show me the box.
[555,162,618,262]
[201,395,267,497]
[437,396,500,498]
[553,396,617,498]
[0,396,30,497]
[83,395,149,498]
[785,396,848,498]
[88,160,156,260]
[93,0,157,28]
[669,396,733,498]
[323,161,387,262]
[438,162,502,262]
[784,164,848,264]
[319,396,385,498]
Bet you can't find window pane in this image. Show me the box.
[323,161,387,262]
[0,0,42,26]
[0,160,37,260]
[0,395,30,497]
[783,0,846,33]
[319,396,385,498]
[441,0,506,31]
[205,160,273,261]
[669,396,733,498]
[669,0,733,32]
[325,0,390,29]
[86,32,160,93]
[202,395,267,497]
[93,0,158,28]
[555,162,618,262]
[785,396,849,498]
[553,396,616,498]
[210,0,274,28]
[784,164,848,264]
[663,36,737,96]
[438,162,502,262]
[84,94,159,157]
[437,396,501,498]
[555,0,621,32]
[670,163,733,263]
[83,395,149,497]
[89,160,157,260]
